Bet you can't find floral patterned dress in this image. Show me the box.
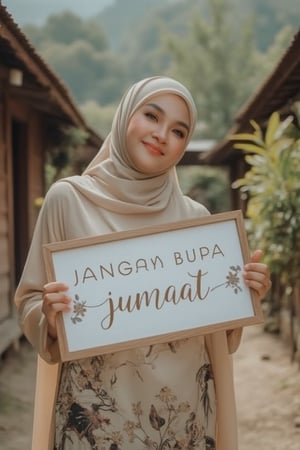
[54,336,216,450]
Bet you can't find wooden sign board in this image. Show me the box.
[43,210,264,361]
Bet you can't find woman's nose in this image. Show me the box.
[152,125,167,142]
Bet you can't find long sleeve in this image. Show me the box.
[14,184,68,363]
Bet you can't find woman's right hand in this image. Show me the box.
[42,282,71,339]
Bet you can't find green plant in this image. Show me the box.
[45,125,89,189]
[231,111,300,288]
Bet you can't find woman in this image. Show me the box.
[15,76,271,450]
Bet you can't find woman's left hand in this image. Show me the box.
[243,249,272,301]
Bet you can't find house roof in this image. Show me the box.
[180,139,216,165]
[201,27,300,165]
[0,4,102,147]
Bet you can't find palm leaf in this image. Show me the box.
[232,177,247,189]
[249,119,263,135]
[233,142,266,155]
[230,132,264,144]
[265,111,280,147]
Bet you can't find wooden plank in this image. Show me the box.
[0,236,8,256]
[0,254,9,274]
[0,149,5,175]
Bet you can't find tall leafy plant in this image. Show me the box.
[231,111,300,288]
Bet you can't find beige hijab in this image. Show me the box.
[62,76,205,219]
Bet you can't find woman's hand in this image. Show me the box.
[243,249,272,301]
[42,281,71,339]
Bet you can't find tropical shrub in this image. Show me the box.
[231,111,300,289]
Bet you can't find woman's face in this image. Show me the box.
[126,93,190,175]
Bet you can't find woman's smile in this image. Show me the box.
[142,140,164,156]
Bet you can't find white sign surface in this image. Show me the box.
[44,210,263,361]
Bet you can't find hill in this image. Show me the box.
[3,0,113,24]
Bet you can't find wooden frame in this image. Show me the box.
[43,210,264,361]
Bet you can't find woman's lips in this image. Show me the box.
[143,141,164,155]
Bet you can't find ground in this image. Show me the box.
[0,325,299,450]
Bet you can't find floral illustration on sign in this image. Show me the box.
[71,294,87,324]
[210,265,242,294]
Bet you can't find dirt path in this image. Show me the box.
[234,325,300,450]
[0,339,36,450]
[0,325,299,450]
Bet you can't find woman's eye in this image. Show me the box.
[145,112,157,121]
[173,129,185,139]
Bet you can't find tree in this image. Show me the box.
[118,0,201,83]
[177,166,231,213]
[80,101,116,138]
[165,0,293,140]
[45,125,89,189]
[41,11,107,50]
[41,41,126,104]
[253,26,295,82]
[98,0,166,50]
[244,0,300,51]
[21,0,297,126]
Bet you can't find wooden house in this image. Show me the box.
[0,5,103,354]
[200,28,300,357]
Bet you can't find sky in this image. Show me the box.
[4,0,114,25]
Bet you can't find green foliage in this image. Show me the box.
[232,112,300,286]
[166,0,272,139]
[97,0,299,53]
[122,18,172,83]
[25,11,108,50]
[41,41,125,104]
[253,26,295,80]
[243,0,300,51]
[23,11,124,105]
[21,0,299,141]
[98,0,165,50]
[45,126,89,188]
[80,101,116,138]
[118,0,199,82]
[177,166,230,213]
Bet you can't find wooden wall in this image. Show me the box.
[0,80,45,353]
[0,89,11,323]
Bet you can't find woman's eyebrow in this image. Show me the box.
[146,102,190,132]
